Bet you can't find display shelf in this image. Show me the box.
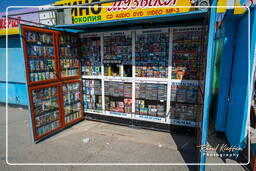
[61,80,83,125]
[171,79,199,86]
[81,35,101,76]
[57,33,81,79]
[22,26,59,85]
[104,76,133,82]
[36,116,60,129]
[105,81,132,114]
[172,26,203,81]
[135,28,169,78]
[103,31,132,77]
[34,107,59,117]
[28,83,62,140]
[135,83,167,118]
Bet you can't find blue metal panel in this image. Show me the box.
[225,10,250,149]
[0,82,28,105]
[0,36,26,83]
[215,19,236,132]
[199,2,217,171]
[0,35,28,105]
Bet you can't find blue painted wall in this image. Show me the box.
[0,35,28,106]
[215,17,236,132]
[224,7,256,149]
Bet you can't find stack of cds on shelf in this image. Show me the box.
[81,37,101,76]
[135,30,169,78]
[104,81,132,113]
[59,34,80,78]
[63,82,82,123]
[172,104,197,121]
[171,85,198,103]
[103,32,132,64]
[124,83,132,98]
[135,83,167,117]
[25,31,56,82]
[83,79,102,111]
[36,120,60,136]
[31,86,61,136]
[172,27,202,80]
[26,31,53,44]
[170,85,198,121]
[103,32,132,77]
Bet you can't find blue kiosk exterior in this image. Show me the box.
[215,5,256,151]
[0,34,28,106]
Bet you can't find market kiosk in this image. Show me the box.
[17,0,217,169]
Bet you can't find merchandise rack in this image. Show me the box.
[81,26,204,127]
[22,25,84,142]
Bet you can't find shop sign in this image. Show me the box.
[55,0,193,24]
[0,8,39,35]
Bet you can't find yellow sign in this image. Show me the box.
[0,28,20,35]
[55,0,194,24]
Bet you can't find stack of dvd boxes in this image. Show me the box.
[83,79,102,111]
[171,85,198,121]
[104,81,132,113]
[135,83,167,117]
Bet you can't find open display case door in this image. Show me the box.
[21,25,84,142]
[21,25,59,86]
[56,32,81,80]
[28,83,63,141]
[60,79,84,127]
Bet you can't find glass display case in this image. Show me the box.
[29,83,62,139]
[58,33,81,79]
[24,29,57,84]
[62,80,83,124]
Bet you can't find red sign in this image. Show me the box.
[0,17,21,29]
